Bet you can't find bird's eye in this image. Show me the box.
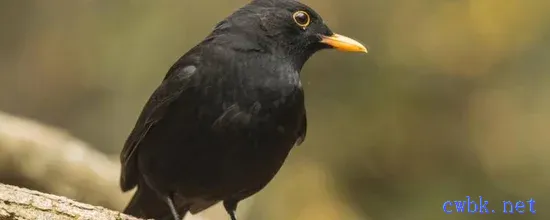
[292,11,311,28]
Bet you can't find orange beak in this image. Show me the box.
[320,33,368,53]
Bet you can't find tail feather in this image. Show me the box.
[123,185,187,220]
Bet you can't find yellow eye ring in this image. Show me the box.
[292,11,311,28]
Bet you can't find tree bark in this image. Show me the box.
[0,183,139,220]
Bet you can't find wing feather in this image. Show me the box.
[119,64,198,191]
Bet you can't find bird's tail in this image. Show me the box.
[123,184,185,220]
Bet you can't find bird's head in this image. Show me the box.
[211,0,367,69]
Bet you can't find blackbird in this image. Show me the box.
[119,0,366,219]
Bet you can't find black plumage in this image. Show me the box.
[119,0,366,219]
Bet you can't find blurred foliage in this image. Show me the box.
[1,0,550,219]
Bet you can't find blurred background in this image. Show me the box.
[1,0,550,219]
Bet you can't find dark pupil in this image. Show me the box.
[295,13,308,24]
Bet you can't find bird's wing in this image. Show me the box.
[119,62,198,192]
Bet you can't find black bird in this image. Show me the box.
[120,0,366,219]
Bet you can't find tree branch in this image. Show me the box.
[0,183,139,220]
[0,111,128,210]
